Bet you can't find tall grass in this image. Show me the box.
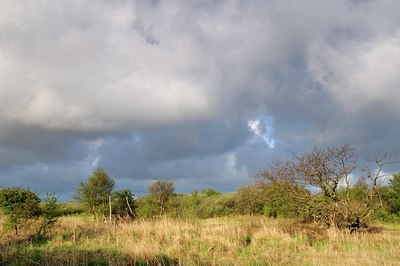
[1,215,399,265]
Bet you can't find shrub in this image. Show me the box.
[112,189,137,219]
[38,193,62,236]
[0,187,41,235]
[136,196,159,219]
[235,185,268,215]
[196,193,236,218]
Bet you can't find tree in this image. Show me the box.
[0,187,41,235]
[257,144,399,229]
[112,189,137,219]
[38,193,62,236]
[75,168,115,220]
[387,173,400,215]
[148,180,175,217]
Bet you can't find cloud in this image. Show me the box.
[308,32,400,112]
[0,1,215,133]
[248,117,275,148]
[1,0,400,199]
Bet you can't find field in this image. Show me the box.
[1,215,400,265]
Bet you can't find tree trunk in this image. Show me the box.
[109,195,112,224]
[126,196,135,217]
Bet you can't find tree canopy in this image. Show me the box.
[75,168,115,218]
[148,180,175,216]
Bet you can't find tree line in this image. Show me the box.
[0,144,399,237]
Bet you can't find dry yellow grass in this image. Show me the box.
[1,215,400,265]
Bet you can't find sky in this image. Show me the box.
[1,0,400,200]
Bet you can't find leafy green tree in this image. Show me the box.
[148,180,175,216]
[38,193,62,236]
[112,189,137,219]
[75,168,115,219]
[388,173,400,215]
[0,187,41,235]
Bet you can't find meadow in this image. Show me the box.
[1,215,399,265]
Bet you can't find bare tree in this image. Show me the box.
[257,144,399,229]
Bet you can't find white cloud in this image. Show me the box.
[248,120,262,136]
[0,1,215,133]
[308,32,400,111]
[248,117,275,148]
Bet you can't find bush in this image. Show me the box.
[61,202,85,215]
[166,191,204,219]
[136,196,159,219]
[236,185,268,215]
[0,187,41,235]
[196,193,236,218]
[112,189,137,219]
[373,208,400,223]
[38,193,62,235]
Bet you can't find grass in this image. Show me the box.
[1,215,399,265]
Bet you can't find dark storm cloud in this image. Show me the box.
[1,0,400,199]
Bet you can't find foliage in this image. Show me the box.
[257,144,399,228]
[38,193,62,235]
[263,182,308,218]
[235,182,307,218]
[372,208,400,223]
[195,193,236,218]
[61,202,85,215]
[74,168,115,219]
[201,189,222,197]
[167,191,206,219]
[136,195,159,219]
[176,190,202,218]
[112,189,137,219]
[147,180,175,216]
[235,185,268,215]
[0,187,41,235]
[387,173,400,215]
[347,178,369,201]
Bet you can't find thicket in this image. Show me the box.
[1,145,399,237]
[256,145,400,227]
[0,188,62,237]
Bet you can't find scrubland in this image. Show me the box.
[1,215,399,265]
